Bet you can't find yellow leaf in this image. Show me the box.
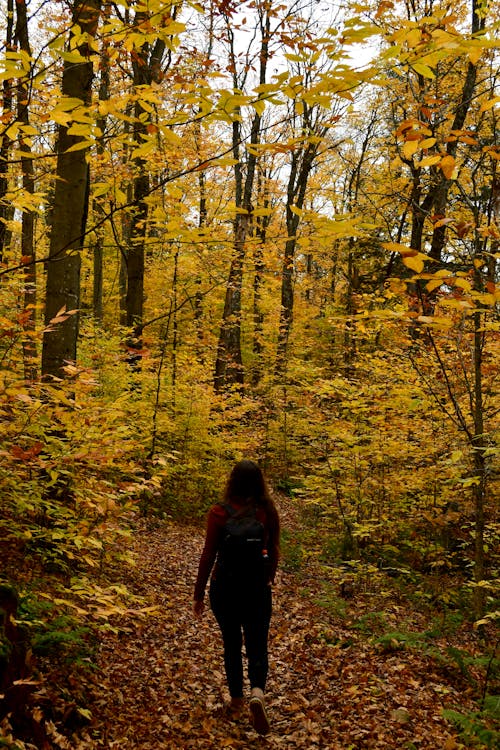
[6,123,20,139]
[251,98,266,116]
[426,278,444,292]
[213,156,239,167]
[131,141,156,159]
[53,97,85,112]
[417,315,452,328]
[479,95,500,113]
[51,110,73,126]
[453,277,472,292]
[419,155,441,167]
[402,140,420,159]
[403,254,425,272]
[20,124,38,136]
[65,139,93,152]
[468,47,483,65]
[406,29,421,49]
[440,155,456,179]
[59,50,89,64]
[412,62,435,79]
[382,242,418,257]
[66,123,92,137]
[161,127,182,146]
[92,182,112,198]
[472,292,496,306]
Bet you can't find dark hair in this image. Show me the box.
[224,460,277,514]
[224,459,280,551]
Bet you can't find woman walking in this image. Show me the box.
[193,459,280,735]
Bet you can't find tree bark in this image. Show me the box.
[41,0,101,379]
[0,0,14,265]
[92,2,111,323]
[410,0,484,264]
[15,0,37,380]
[125,13,168,365]
[276,137,320,376]
[251,165,271,386]
[472,302,486,620]
[214,7,270,391]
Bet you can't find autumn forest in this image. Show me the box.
[0,0,499,747]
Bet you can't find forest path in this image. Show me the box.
[85,513,470,749]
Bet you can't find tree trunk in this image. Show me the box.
[15,0,37,381]
[251,166,271,386]
[92,3,111,323]
[214,7,270,391]
[41,0,101,379]
[119,187,131,326]
[343,243,357,375]
[194,165,207,341]
[125,15,167,365]
[0,0,14,265]
[410,0,484,266]
[126,27,150,354]
[214,212,248,389]
[472,303,486,620]
[276,139,319,375]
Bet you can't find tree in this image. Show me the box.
[15,0,37,381]
[41,0,102,379]
[91,1,112,323]
[275,113,325,375]
[0,0,14,264]
[214,2,271,391]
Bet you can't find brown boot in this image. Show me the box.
[249,688,270,735]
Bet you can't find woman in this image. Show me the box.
[193,459,280,735]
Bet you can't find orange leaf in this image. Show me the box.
[440,155,455,179]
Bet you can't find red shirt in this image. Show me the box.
[194,502,279,602]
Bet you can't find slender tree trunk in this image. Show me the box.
[214,209,248,389]
[469,166,499,620]
[0,0,14,265]
[41,0,101,379]
[171,247,179,408]
[126,28,150,355]
[92,3,111,323]
[343,242,357,374]
[15,0,37,380]
[472,303,486,619]
[193,12,214,344]
[276,139,318,375]
[410,0,484,266]
[276,213,298,373]
[251,166,271,386]
[119,184,131,326]
[118,102,132,326]
[125,14,167,365]
[214,8,270,391]
[194,164,207,341]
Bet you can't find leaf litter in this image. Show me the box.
[70,512,486,750]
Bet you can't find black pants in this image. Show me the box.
[209,577,272,698]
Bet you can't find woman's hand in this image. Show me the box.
[193,599,205,618]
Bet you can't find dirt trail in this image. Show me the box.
[84,517,471,749]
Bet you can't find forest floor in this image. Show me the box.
[70,498,489,750]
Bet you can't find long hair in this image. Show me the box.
[224,460,278,520]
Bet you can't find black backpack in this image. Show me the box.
[216,503,268,583]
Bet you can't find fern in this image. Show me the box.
[444,697,500,749]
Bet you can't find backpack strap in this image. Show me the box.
[221,502,257,519]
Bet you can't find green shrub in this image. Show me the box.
[18,594,93,669]
[444,696,500,749]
